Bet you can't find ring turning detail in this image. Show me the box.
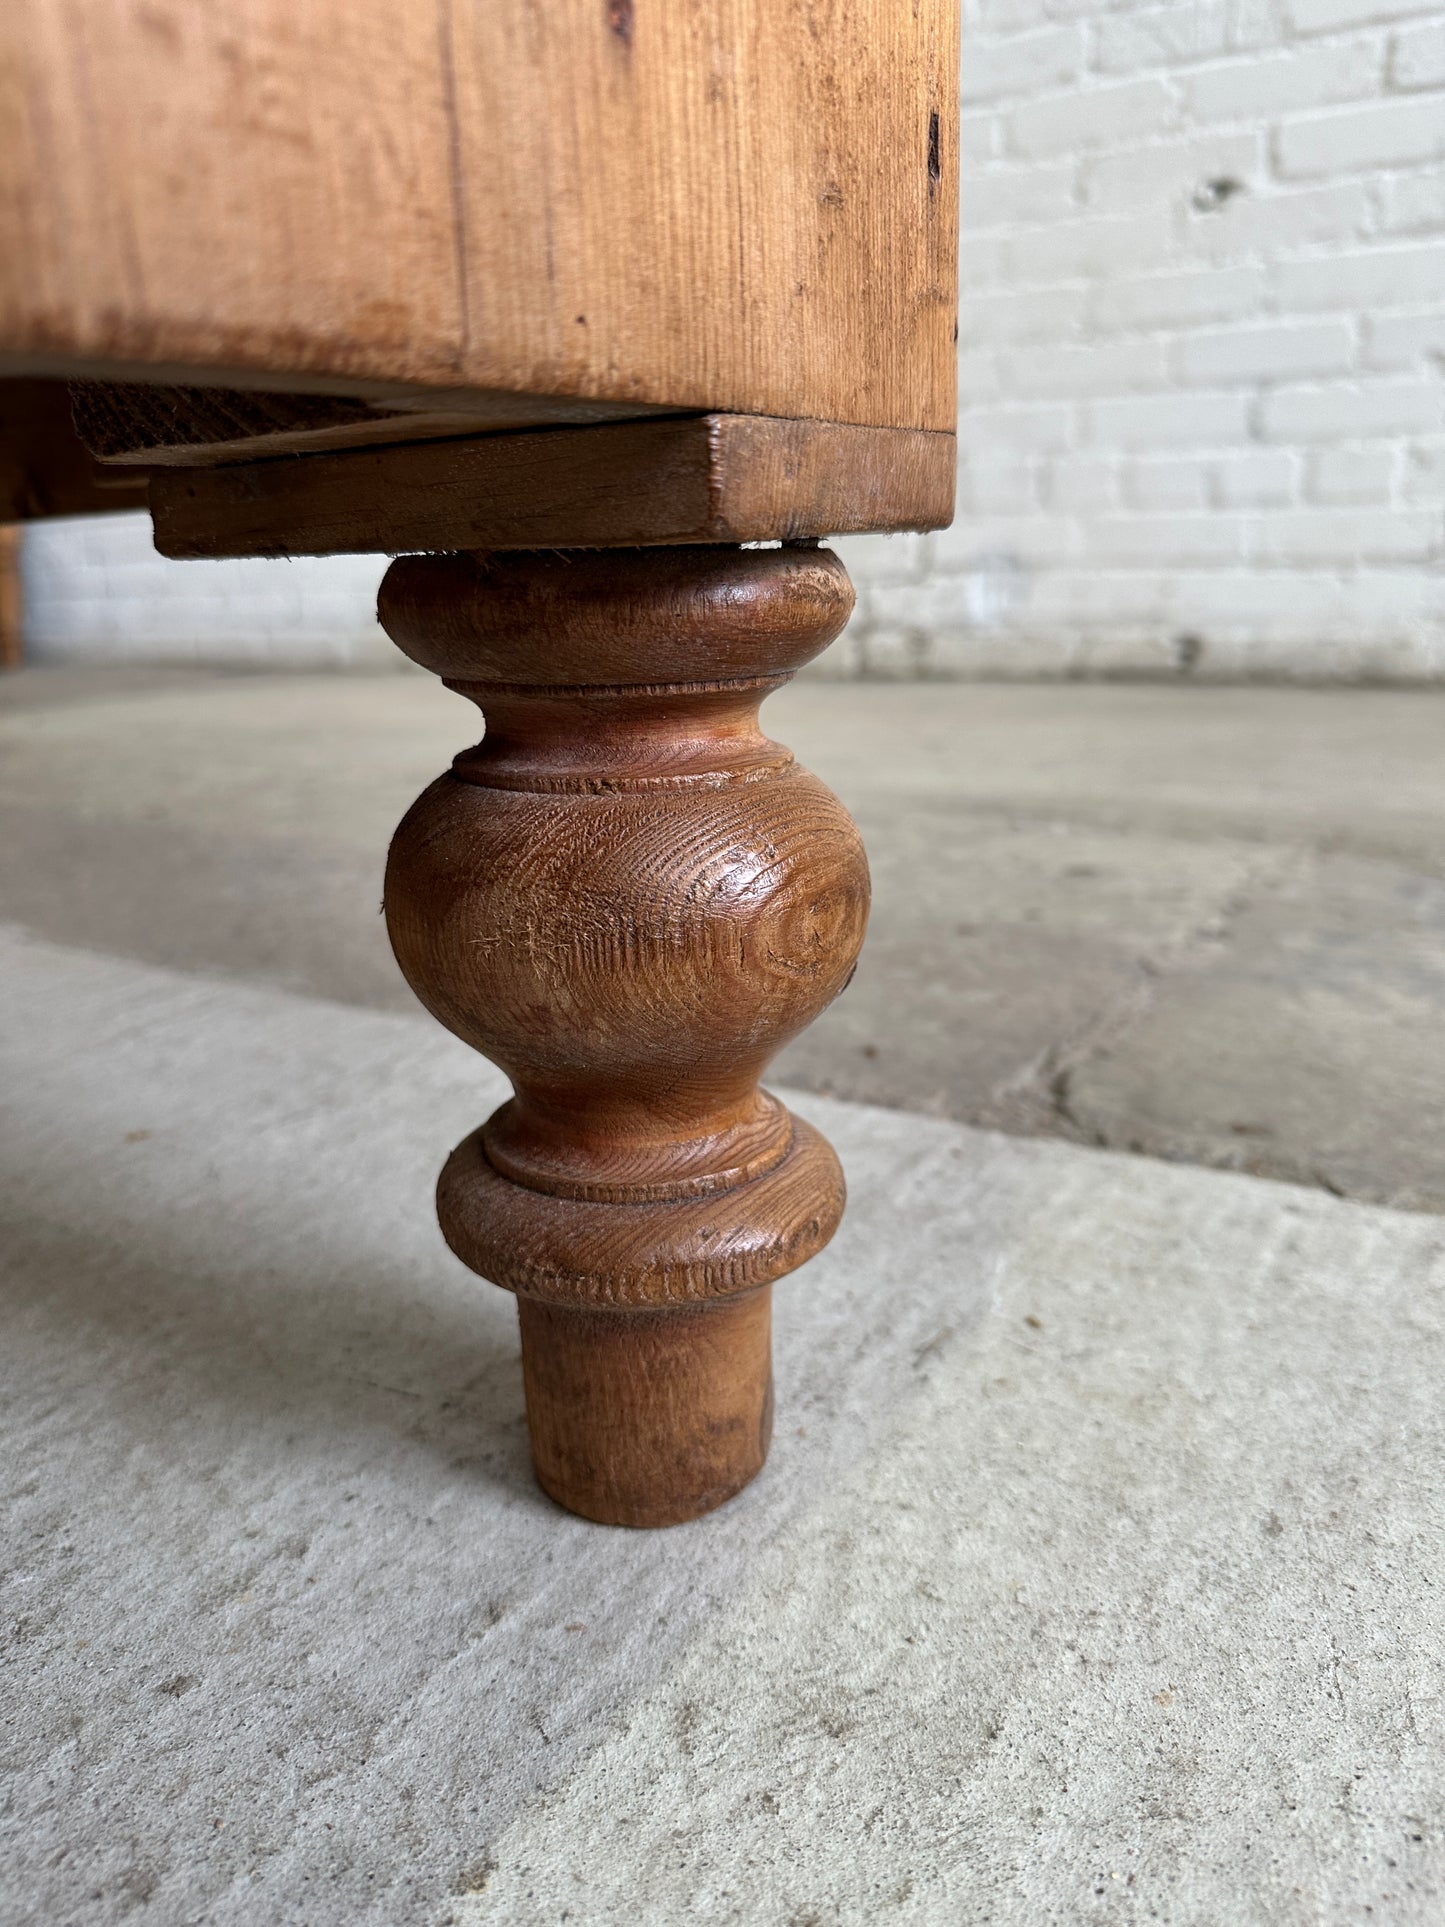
[380,545,870,1526]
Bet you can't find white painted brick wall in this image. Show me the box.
[832,0,1445,681]
[20,512,394,669]
[19,0,1445,683]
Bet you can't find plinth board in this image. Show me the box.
[151,416,957,558]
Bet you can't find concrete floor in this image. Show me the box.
[5,666,1445,1924]
[5,929,1444,1926]
[3,666,1444,1210]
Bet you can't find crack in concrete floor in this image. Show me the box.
[975,843,1307,1147]
[6,669,1445,1920]
[3,668,1444,1211]
[5,926,1445,1925]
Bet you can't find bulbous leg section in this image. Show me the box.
[380,545,868,1525]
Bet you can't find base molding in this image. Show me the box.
[148,413,955,558]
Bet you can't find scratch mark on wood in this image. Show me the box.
[435,0,473,365]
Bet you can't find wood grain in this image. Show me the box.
[150,415,956,558]
[381,545,869,1525]
[2,0,957,433]
[67,378,674,466]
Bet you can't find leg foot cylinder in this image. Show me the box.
[518,1291,773,1528]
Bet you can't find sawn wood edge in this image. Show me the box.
[149,414,957,557]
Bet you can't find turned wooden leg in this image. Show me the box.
[380,545,868,1526]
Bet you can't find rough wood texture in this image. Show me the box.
[67,378,672,467]
[2,1,957,433]
[150,415,956,559]
[0,380,150,520]
[381,545,869,1525]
